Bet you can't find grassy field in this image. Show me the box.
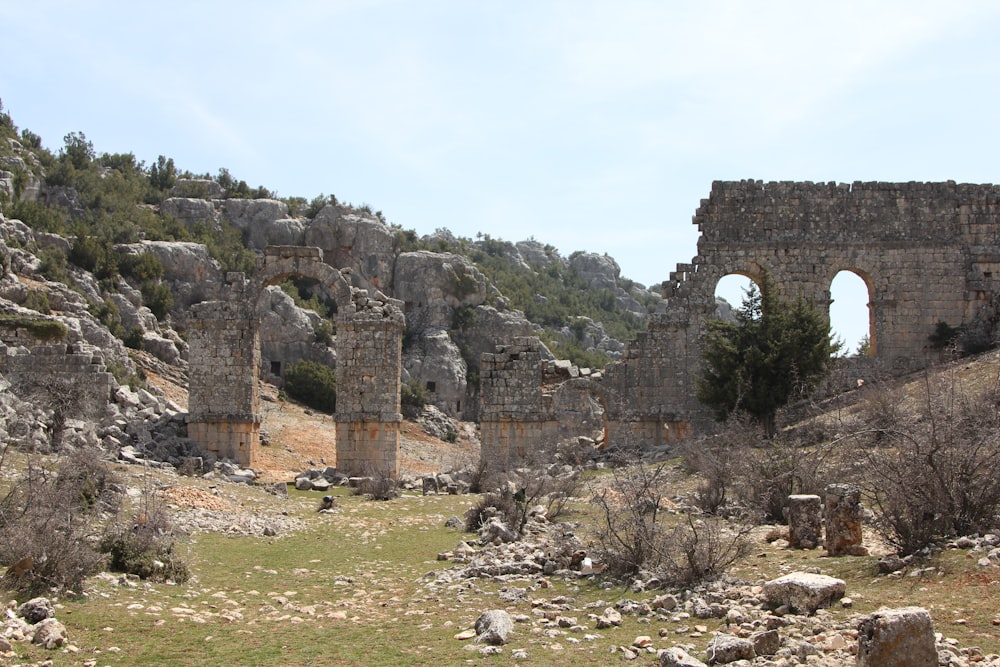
[4,472,999,666]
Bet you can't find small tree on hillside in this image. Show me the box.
[696,273,839,436]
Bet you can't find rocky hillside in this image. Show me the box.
[0,103,663,423]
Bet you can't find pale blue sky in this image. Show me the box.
[4,1,1000,350]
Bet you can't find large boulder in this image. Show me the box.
[474,609,514,645]
[762,572,846,614]
[161,197,218,226]
[304,206,396,290]
[857,607,937,667]
[222,199,305,249]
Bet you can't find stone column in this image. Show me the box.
[187,274,261,467]
[825,483,867,556]
[787,494,822,549]
[334,303,404,476]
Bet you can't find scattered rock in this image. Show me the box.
[475,610,514,645]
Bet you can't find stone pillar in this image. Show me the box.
[334,305,404,476]
[187,274,261,467]
[787,494,822,549]
[478,337,547,471]
[825,483,867,556]
[857,607,937,667]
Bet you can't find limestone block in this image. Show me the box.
[825,483,867,556]
[705,634,755,664]
[762,572,846,614]
[857,606,936,667]
[660,646,708,667]
[787,494,822,549]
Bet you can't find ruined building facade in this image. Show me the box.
[481,181,1000,467]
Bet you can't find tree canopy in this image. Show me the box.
[696,273,840,435]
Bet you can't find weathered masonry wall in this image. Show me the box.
[481,181,1000,467]
[187,246,404,473]
[0,340,113,420]
[660,180,1000,422]
[334,299,405,476]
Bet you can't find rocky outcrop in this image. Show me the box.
[403,329,467,416]
[304,205,397,290]
[570,251,620,291]
[257,286,335,382]
[222,199,305,250]
[160,197,218,227]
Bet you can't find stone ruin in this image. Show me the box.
[480,180,1000,468]
[186,246,404,474]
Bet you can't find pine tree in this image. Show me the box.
[696,272,840,435]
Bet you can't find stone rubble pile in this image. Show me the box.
[0,597,69,654]
[426,509,999,666]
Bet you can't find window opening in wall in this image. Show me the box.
[270,360,282,376]
[426,381,436,392]
[830,270,872,357]
[713,274,757,320]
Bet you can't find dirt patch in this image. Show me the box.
[141,369,477,483]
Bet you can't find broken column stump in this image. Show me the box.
[825,483,867,556]
[857,606,937,667]
[787,494,822,549]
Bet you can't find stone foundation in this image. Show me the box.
[187,417,261,468]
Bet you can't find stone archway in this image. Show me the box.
[187,246,405,475]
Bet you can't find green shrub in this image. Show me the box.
[0,314,67,341]
[118,251,163,282]
[141,281,174,320]
[123,327,145,350]
[38,246,70,283]
[22,289,51,314]
[284,360,337,413]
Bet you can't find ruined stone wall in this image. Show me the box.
[0,341,113,415]
[478,337,552,469]
[659,180,1000,423]
[481,181,1000,461]
[186,273,261,465]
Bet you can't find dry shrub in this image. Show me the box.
[680,413,841,521]
[849,375,1000,555]
[100,500,189,583]
[0,447,120,595]
[591,461,752,586]
[465,465,582,537]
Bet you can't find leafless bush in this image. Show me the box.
[657,514,755,587]
[464,465,582,536]
[592,461,752,585]
[0,447,119,595]
[680,413,841,521]
[849,374,1000,555]
[100,498,189,583]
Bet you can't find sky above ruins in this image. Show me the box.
[4,0,1000,351]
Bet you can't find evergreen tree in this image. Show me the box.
[696,272,840,435]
